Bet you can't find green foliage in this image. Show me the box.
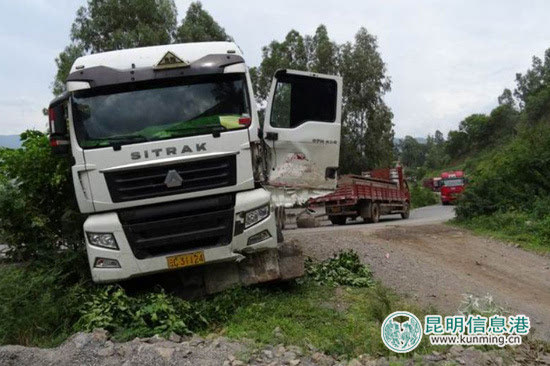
[0,131,84,261]
[72,0,177,54]
[1,250,442,358]
[450,48,550,251]
[0,257,88,346]
[252,25,394,173]
[398,136,426,168]
[455,209,550,253]
[52,44,85,96]
[409,183,438,209]
[76,286,194,338]
[305,250,374,287]
[456,124,550,219]
[175,1,231,43]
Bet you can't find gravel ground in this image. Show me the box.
[1,329,539,366]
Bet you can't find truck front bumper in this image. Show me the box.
[83,188,277,283]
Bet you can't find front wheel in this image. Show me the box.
[329,215,347,225]
[401,203,410,219]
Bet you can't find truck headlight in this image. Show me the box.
[86,232,119,250]
[245,205,270,228]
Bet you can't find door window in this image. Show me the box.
[270,74,337,128]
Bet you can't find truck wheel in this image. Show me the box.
[371,203,380,223]
[329,215,347,225]
[276,226,284,243]
[360,201,374,223]
[401,203,410,219]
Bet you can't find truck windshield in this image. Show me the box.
[72,73,250,148]
[443,178,464,187]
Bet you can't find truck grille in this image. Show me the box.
[118,194,234,259]
[104,155,237,202]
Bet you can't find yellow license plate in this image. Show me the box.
[166,251,205,269]
[330,206,341,213]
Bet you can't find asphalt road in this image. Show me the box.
[287,204,456,233]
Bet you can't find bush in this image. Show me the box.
[456,124,550,220]
[0,261,88,346]
[0,131,84,261]
[305,250,374,287]
[75,286,197,338]
[409,183,438,208]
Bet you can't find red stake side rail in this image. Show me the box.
[308,167,411,225]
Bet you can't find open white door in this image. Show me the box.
[263,69,342,195]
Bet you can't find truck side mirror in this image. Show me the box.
[48,95,70,155]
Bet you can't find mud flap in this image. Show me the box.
[203,242,304,294]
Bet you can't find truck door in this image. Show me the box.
[263,69,342,192]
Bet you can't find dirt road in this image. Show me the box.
[286,205,550,341]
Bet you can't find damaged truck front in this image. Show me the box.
[48,42,342,293]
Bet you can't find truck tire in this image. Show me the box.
[275,206,286,230]
[371,203,380,223]
[329,215,347,225]
[360,201,374,223]
[276,226,284,243]
[401,202,410,219]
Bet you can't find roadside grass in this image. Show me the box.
[450,211,550,254]
[220,282,441,359]
[0,250,446,359]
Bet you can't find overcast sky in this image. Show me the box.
[1,0,549,137]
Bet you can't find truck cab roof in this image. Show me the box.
[70,42,242,73]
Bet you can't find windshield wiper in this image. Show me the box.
[88,134,148,150]
[165,124,227,138]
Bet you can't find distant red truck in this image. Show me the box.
[309,167,411,225]
[440,170,466,205]
[422,177,442,192]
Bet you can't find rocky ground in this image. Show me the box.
[3,329,547,366]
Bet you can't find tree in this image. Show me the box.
[445,130,468,159]
[458,114,490,150]
[309,25,338,74]
[0,132,84,261]
[53,0,179,95]
[52,44,85,96]
[175,2,231,43]
[251,30,308,102]
[424,131,448,169]
[339,28,394,172]
[498,88,516,108]
[400,136,426,168]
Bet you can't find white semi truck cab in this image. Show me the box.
[48,42,342,290]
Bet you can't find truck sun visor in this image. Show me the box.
[66,54,245,88]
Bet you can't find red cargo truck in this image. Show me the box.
[440,171,466,205]
[309,167,410,225]
[422,177,442,192]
